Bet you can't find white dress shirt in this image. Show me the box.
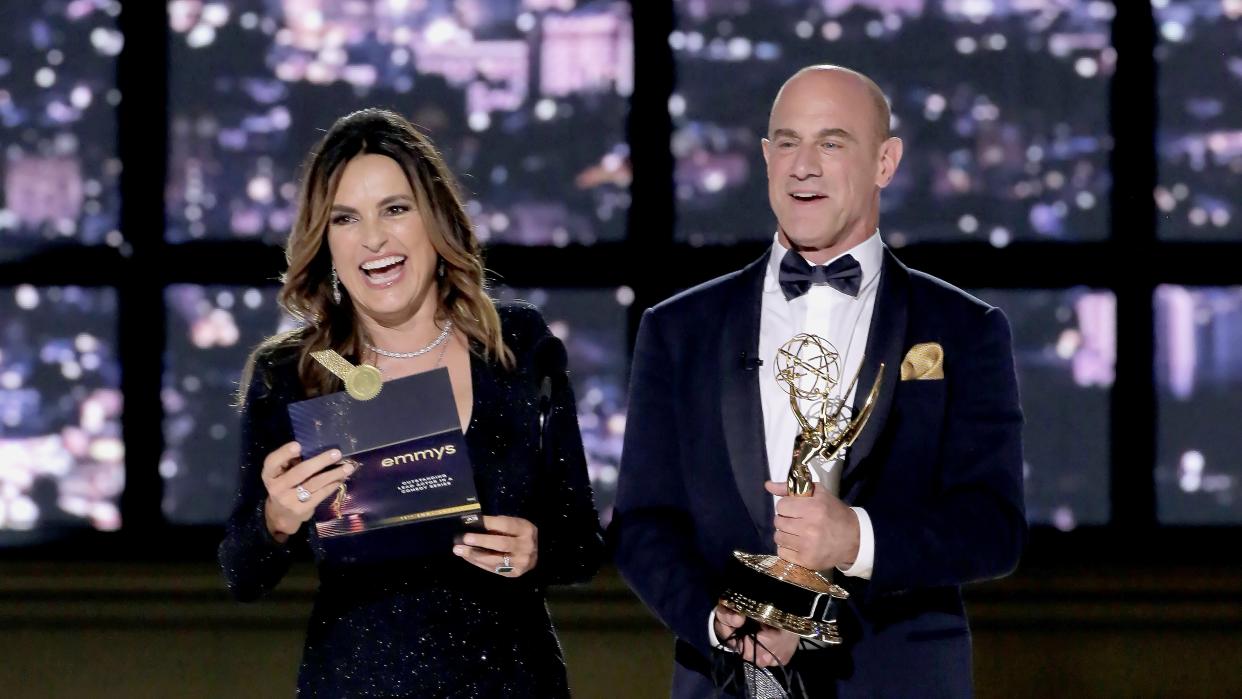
[709,231,882,650]
[759,231,880,579]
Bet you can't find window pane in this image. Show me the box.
[672,1,1113,245]
[162,284,288,524]
[166,1,632,245]
[974,288,1114,529]
[0,3,122,258]
[493,287,630,524]
[1154,2,1241,240]
[0,286,122,541]
[1156,285,1242,523]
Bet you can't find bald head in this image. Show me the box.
[769,65,891,145]
[761,63,904,262]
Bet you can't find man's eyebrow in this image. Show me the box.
[814,128,857,142]
[771,127,857,142]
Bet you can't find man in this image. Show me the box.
[611,65,1025,698]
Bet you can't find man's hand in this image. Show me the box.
[766,480,859,571]
[713,604,799,667]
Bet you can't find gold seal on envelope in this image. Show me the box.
[311,350,383,400]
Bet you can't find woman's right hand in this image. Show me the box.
[261,441,355,543]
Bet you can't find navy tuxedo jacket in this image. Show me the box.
[611,247,1026,698]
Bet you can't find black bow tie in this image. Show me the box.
[778,250,863,301]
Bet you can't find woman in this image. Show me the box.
[219,108,604,697]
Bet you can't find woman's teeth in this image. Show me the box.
[359,255,406,284]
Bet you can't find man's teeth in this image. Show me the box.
[361,255,406,271]
[791,193,821,200]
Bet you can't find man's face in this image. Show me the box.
[762,71,900,257]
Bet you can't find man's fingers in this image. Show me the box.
[715,606,745,629]
[759,628,799,666]
[716,608,796,667]
[736,637,752,657]
[736,637,777,666]
[776,545,807,568]
[764,480,789,497]
[776,496,823,518]
[775,518,819,542]
[773,530,803,551]
[716,605,744,623]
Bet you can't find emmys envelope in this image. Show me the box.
[287,366,482,565]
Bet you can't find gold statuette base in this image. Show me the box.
[719,591,843,645]
[732,552,850,597]
[719,551,848,644]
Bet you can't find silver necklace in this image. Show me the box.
[366,320,454,359]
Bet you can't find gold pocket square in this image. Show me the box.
[901,342,944,381]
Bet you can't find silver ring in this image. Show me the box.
[495,554,514,575]
[296,486,311,503]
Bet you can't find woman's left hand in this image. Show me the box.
[453,515,538,577]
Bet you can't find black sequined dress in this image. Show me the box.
[219,305,604,698]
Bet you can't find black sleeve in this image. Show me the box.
[610,307,721,660]
[218,353,301,601]
[512,308,605,586]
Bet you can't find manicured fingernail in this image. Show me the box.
[330,450,342,460]
[343,464,355,475]
[453,546,466,556]
[462,535,475,546]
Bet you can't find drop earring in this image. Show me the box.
[331,267,342,304]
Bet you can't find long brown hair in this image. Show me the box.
[240,108,512,404]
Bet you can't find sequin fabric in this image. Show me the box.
[219,304,605,698]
